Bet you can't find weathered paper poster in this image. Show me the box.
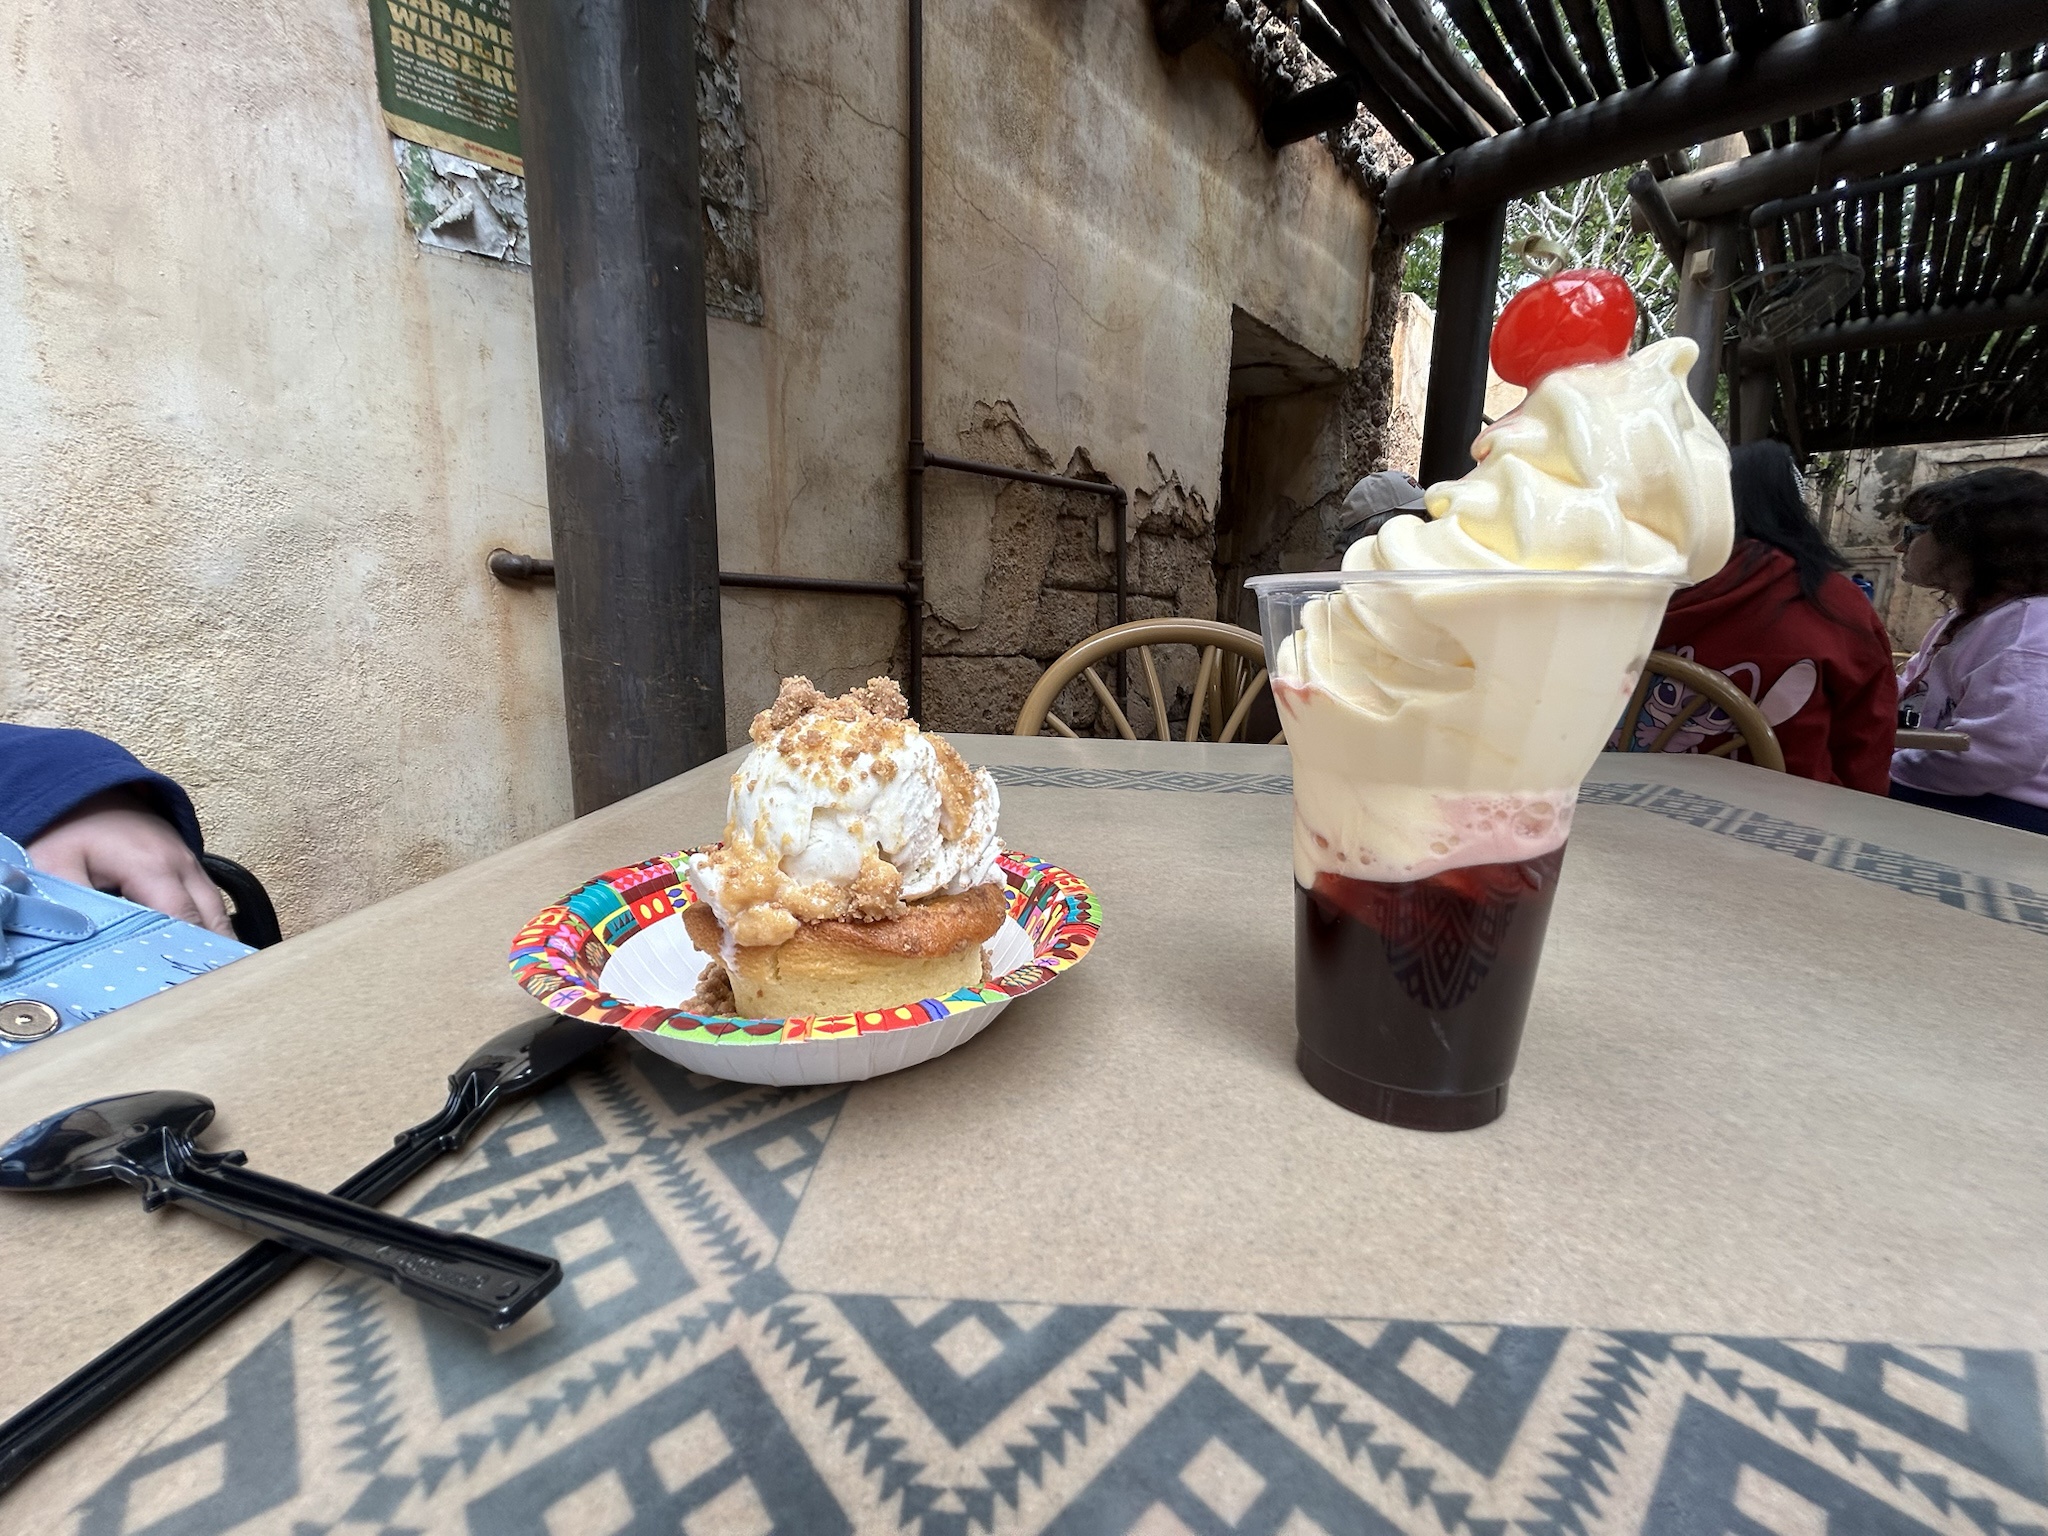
[368,0,522,174]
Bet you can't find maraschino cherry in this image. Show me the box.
[1489,266,1636,388]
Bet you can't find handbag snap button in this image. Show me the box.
[0,999,62,1041]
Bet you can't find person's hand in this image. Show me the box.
[27,791,233,936]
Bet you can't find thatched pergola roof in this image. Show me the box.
[1194,0,2048,461]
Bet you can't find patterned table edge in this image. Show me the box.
[988,764,2048,938]
[49,1060,2048,1536]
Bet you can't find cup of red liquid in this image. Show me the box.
[1247,570,1681,1131]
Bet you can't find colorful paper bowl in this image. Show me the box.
[508,849,1100,1086]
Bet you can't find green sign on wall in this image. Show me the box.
[367,0,523,174]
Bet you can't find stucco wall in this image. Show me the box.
[0,0,569,935]
[2,0,1375,931]
[728,0,1379,734]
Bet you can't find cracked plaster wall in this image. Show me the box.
[697,0,1378,738]
[907,0,1379,733]
[2,0,1376,931]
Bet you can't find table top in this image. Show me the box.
[3,738,2045,1533]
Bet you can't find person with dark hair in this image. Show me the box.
[1642,439,1898,791]
[0,724,231,933]
[1889,467,2048,835]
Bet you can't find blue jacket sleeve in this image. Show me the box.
[0,725,205,854]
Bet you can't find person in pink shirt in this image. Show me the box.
[1890,467,2048,835]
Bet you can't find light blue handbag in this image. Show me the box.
[0,833,252,1055]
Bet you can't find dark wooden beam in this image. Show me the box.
[1799,413,2048,451]
[1734,288,2048,368]
[1325,0,1493,146]
[1357,81,1440,159]
[1298,2,1439,160]
[1438,0,1548,123]
[1604,0,1655,87]
[1747,135,2048,228]
[1661,70,2048,220]
[1298,0,1362,73]
[1294,0,1441,162]
[511,0,727,813]
[1626,168,1689,265]
[1673,0,1727,61]
[1630,0,1689,74]
[1381,0,2048,234]
[1419,204,1508,484]
[1151,0,1219,55]
[1263,75,1363,147]
[1525,0,1597,103]
[1478,0,1578,113]
[1384,0,1518,131]
[1555,0,1621,97]
[1735,370,1776,442]
[1318,2,1454,148]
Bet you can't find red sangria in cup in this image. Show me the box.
[1247,326,1735,1131]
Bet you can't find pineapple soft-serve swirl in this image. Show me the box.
[1275,337,1734,886]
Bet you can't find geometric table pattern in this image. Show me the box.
[50,766,2048,1535]
[56,1047,2048,1536]
[987,764,2048,938]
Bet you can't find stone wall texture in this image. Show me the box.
[0,0,1377,931]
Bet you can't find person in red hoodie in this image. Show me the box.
[1642,440,1898,792]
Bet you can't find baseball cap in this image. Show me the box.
[1336,471,1428,537]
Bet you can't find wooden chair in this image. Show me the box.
[1014,619,1281,744]
[1613,650,1786,771]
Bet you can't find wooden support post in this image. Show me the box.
[1736,372,1776,445]
[510,0,727,814]
[1672,214,1739,416]
[1627,169,1689,267]
[1418,204,1507,485]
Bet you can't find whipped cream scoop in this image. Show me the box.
[1349,338,1732,581]
[1262,337,1734,886]
[687,678,1001,949]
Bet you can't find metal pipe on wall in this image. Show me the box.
[901,0,1129,713]
[510,0,726,814]
[919,451,1130,698]
[502,0,1128,736]
[489,553,918,601]
[905,0,928,720]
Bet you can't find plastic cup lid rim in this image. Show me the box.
[1244,569,1687,591]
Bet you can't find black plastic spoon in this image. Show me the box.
[0,1016,612,1491]
[0,1090,563,1327]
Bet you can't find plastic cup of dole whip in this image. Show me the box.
[1248,322,1735,1131]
